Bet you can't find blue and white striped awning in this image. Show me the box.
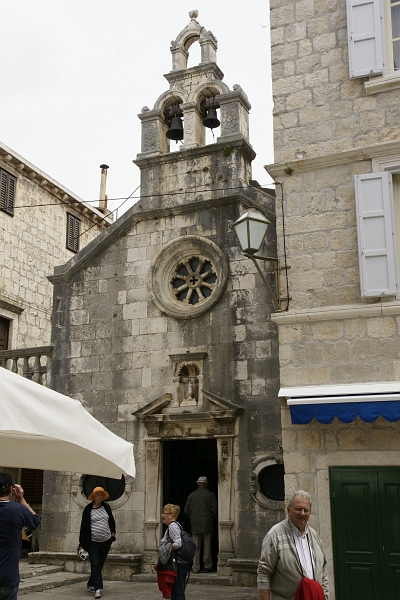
[279,383,400,424]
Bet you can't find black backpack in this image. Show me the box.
[169,522,196,563]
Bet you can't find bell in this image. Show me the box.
[166,116,184,141]
[203,107,220,130]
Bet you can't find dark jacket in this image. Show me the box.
[79,501,115,551]
[184,487,217,534]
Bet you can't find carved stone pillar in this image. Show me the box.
[217,86,251,144]
[181,102,205,149]
[199,32,218,64]
[170,45,189,71]
[137,109,168,157]
[216,435,234,575]
[143,439,162,571]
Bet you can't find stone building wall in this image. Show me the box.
[268,0,400,597]
[0,145,111,350]
[270,0,400,165]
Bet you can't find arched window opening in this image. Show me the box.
[186,39,201,68]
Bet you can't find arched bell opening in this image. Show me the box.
[163,98,184,152]
[185,35,201,68]
[199,89,221,145]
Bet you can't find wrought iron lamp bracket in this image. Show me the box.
[244,252,281,311]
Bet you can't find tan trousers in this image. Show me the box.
[192,532,213,573]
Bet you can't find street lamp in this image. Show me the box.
[232,207,281,311]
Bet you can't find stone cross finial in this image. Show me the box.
[189,9,199,20]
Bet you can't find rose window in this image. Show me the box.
[171,257,217,305]
[150,235,228,319]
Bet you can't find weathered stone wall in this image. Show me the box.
[278,313,400,387]
[0,155,108,349]
[274,158,372,313]
[269,0,400,596]
[270,0,400,163]
[42,178,283,564]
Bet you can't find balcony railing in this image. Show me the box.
[0,345,54,387]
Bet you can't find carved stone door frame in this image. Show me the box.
[134,390,243,575]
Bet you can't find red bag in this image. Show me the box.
[154,565,178,599]
[294,577,325,600]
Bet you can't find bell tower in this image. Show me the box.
[134,10,256,201]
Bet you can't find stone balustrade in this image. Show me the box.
[0,345,54,386]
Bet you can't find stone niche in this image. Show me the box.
[170,349,207,407]
[132,377,243,575]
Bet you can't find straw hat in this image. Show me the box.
[88,486,109,501]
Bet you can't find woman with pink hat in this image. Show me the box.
[78,487,116,599]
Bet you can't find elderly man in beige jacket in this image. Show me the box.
[257,490,328,600]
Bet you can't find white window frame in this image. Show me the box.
[347,0,385,78]
[355,171,397,297]
[359,0,400,93]
[355,154,400,299]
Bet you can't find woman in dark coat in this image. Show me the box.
[79,487,115,599]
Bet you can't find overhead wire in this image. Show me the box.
[12,183,277,210]
[79,184,141,237]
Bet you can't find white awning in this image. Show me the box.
[279,382,400,424]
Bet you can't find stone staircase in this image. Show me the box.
[19,560,87,593]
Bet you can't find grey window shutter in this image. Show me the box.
[66,213,80,253]
[355,172,397,297]
[0,170,7,211]
[347,0,385,78]
[0,168,16,216]
[7,174,15,214]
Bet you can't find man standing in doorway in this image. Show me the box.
[0,472,41,600]
[184,476,217,574]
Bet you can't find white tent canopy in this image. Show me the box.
[0,368,135,479]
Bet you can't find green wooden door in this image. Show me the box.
[378,470,400,597]
[330,467,400,600]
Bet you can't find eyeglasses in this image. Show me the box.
[290,506,310,514]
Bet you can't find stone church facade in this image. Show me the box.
[268,0,400,597]
[39,14,284,582]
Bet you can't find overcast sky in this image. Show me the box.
[0,1,272,217]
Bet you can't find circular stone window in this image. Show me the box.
[258,464,285,501]
[150,236,229,319]
[82,474,125,502]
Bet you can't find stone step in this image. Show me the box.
[132,572,233,586]
[19,571,88,593]
[19,563,63,579]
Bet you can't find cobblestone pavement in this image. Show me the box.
[19,580,258,599]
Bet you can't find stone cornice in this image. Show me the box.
[271,300,400,325]
[135,136,256,166]
[265,140,400,179]
[0,296,24,315]
[0,141,112,227]
[48,190,275,286]
[164,62,224,85]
